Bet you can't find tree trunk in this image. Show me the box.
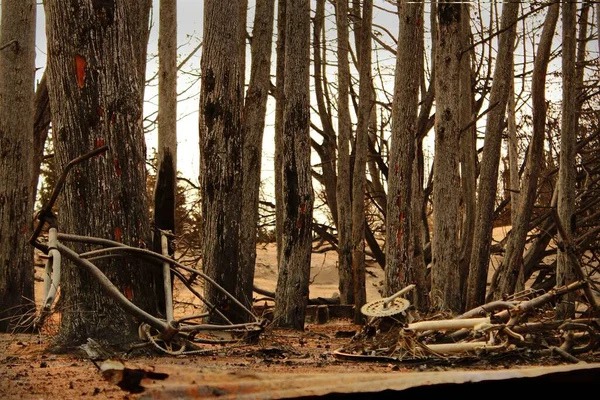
[458,3,476,309]
[385,0,421,304]
[239,0,275,318]
[335,0,354,305]
[351,0,372,324]
[274,0,286,267]
[430,1,462,313]
[199,0,245,323]
[507,72,519,227]
[491,3,559,301]
[45,0,159,347]
[0,0,36,332]
[152,0,178,315]
[465,1,519,309]
[274,0,313,330]
[556,1,578,319]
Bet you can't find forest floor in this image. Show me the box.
[1,229,600,399]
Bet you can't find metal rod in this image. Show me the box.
[162,234,174,322]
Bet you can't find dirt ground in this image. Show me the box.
[2,236,600,399]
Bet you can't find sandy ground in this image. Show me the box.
[3,229,599,399]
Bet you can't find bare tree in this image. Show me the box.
[274,0,286,266]
[239,0,275,316]
[385,0,423,304]
[465,0,519,309]
[0,0,36,332]
[351,0,372,323]
[556,1,579,319]
[199,0,246,323]
[274,0,313,329]
[152,0,178,314]
[458,3,477,306]
[44,0,160,346]
[491,3,559,300]
[335,0,354,305]
[430,1,462,312]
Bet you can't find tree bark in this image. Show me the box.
[274,0,286,267]
[431,1,462,313]
[385,0,422,305]
[335,0,354,305]
[239,0,275,318]
[556,1,579,319]
[491,3,559,301]
[465,0,519,309]
[45,0,159,346]
[0,0,36,332]
[458,2,476,308]
[274,0,313,330]
[152,0,178,314]
[199,0,245,323]
[351,0,372,324]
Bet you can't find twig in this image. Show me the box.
[0,39,17,51]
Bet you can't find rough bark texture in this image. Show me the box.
[274,0,286,266]
[491,3,559,301]
[44,0,159,346]
[239,0,275,317]
[335,0,354,305]
[385,0,421,301]
[431,1,462,313]
[556,1,578,319]
[152,0,178,314]
[273,0,313,330]
[465,1,519,309]
[458,3,476,307]
[351,0,372,324]
[199,0,245,323]
[0,0,36,332]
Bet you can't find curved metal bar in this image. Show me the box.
[67,245,260,323]
[57,243,169,333]
[57,233,128,248]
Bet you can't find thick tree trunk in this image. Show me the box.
[491,3,559,301]
[335,0,354,305]
[199,0,245,323]
[45,0,159,346]
[465,1,519,309]
[556,1,579,319]
[274,0,313,330]
[431,1,462,313]
[351,0,372,324]
[385,0,421,304]
[239,0,275,318]
[0,0,36,332]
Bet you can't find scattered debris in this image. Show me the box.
[97,359,168,394]
[335,282,600,366]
